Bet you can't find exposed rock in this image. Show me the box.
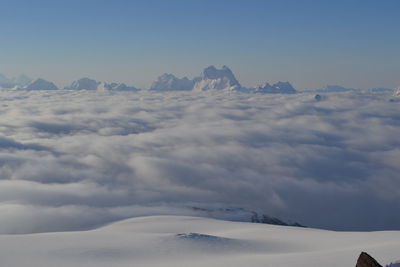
[356,252,383,267]
[150,73,194,91]
[193,65,241,91]
[254,81,297,94]
[251,212,306,227]
[314,94,322,101]
[65,77,100,90]
[21,78,59,90]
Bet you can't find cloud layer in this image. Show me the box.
[0,90,399,233]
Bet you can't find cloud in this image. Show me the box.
[0,90,399,233]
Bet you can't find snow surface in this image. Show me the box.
[0,215,399,267]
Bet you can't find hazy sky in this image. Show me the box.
[0,0,399,89]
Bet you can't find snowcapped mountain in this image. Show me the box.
[19,78,59,90]
[0,74,14,88]
[98,82,139,91]
[107,83,139,91]
[0,73,32,89]
[65,78,100,90]
[66,78,139,91]
[13,74,32,87]
[254,81,297,94]
[150,73,194,91]
[193,65,242,91]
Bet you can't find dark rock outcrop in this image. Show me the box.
[356,252,383,267]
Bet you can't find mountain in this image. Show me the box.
[20,78,59,90]
[107,83,139,91]
[97,82,139,91]
[66,78,139,91]
[65,78,100,90]
[150,73,194,91]
[13,74,32,87]
[0,74,33,89]
[255,81,297,94]
[0,74,14,88]
[193,65,241,91]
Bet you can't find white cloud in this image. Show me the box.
[0,90,399,233]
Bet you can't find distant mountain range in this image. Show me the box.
[0,66,397,95]
[0,74,32,88]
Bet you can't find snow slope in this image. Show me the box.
[20,78,59,90]
[0,215,399,267]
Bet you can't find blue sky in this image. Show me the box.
[0,0,399,89]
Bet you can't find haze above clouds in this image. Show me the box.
[0,89,399,233]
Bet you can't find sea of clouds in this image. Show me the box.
[0,89,399,233]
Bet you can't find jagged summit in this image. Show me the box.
[150,73,194,91]
[65,78,138,91]
[107,83,139,91]
[98,82,139,91]
[20,78,59,90]
[193,65,241,91]
[150,66,242,91]
[255,81,297,94]
[65,77,100,90]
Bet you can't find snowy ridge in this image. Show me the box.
[65,78,139,91]
[1,69,396,93]
[193,65,242,91]
[65,77,100,90]
[0,215,398,267]
[19,78,59,90]
[254,81,297,94]
[0,73,32,89]
[150,73,194,91]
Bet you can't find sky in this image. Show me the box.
[0,0,399,89]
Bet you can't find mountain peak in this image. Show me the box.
[150,73,194,91]
[21,78,59,90]
[255,81,297,94]
[65,78,100,90]
[195,65,241,91]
